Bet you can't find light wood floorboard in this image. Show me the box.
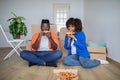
[0,48,120,80]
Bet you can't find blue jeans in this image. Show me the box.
[63,54,100,68]
[20,50,62,65]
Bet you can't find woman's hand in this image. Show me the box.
[68,34,76,40]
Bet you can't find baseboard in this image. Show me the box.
[107,57,120,68]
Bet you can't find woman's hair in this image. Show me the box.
[66,17,74,29]
[66,17,82,32]
[41,19,50,28]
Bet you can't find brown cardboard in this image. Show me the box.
[88,47,107,60]
[87,46,106,53]
[59,27,67,41]
[26,40,31,50]
[90,53,106,60]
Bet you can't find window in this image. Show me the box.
[54,3,70,32]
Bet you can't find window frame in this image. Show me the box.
[53,3,70,32]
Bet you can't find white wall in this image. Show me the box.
[84,0,120,62]
[0,0,84,47]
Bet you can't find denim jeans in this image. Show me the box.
[20,50,62,65]
[63,54,100,68]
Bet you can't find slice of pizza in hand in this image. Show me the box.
[66,31,75,35]
[43,30,50,33]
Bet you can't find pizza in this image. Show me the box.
[66,31,75,35]
[57,71,77,80]
[42,30,50,33]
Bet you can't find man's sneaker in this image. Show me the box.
[46,62,57,67]
[28,62,37,67]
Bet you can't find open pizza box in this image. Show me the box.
[53,69,79,80]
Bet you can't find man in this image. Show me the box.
[20,19,62,67]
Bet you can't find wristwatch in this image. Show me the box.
[74,38,77,41]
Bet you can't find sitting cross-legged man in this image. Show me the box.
[20,19,62,67]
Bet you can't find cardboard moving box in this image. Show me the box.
[87,46,107,60]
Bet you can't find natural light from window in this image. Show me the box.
[54,3,70,32]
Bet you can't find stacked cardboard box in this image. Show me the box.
[87,46,106,60]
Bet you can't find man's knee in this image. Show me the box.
[20,50,28,59]
[55,50,62,59]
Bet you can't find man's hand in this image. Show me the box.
[45,32,52,38]
[45,32,57,50]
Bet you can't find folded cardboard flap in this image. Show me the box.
[87,42,106,47]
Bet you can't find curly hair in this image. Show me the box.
[66,17,74,29]
[66,17,82,32]
[74,18,82,31]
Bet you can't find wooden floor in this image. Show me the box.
[0,48,120,80]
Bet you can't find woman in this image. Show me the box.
[63,18,101,68]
